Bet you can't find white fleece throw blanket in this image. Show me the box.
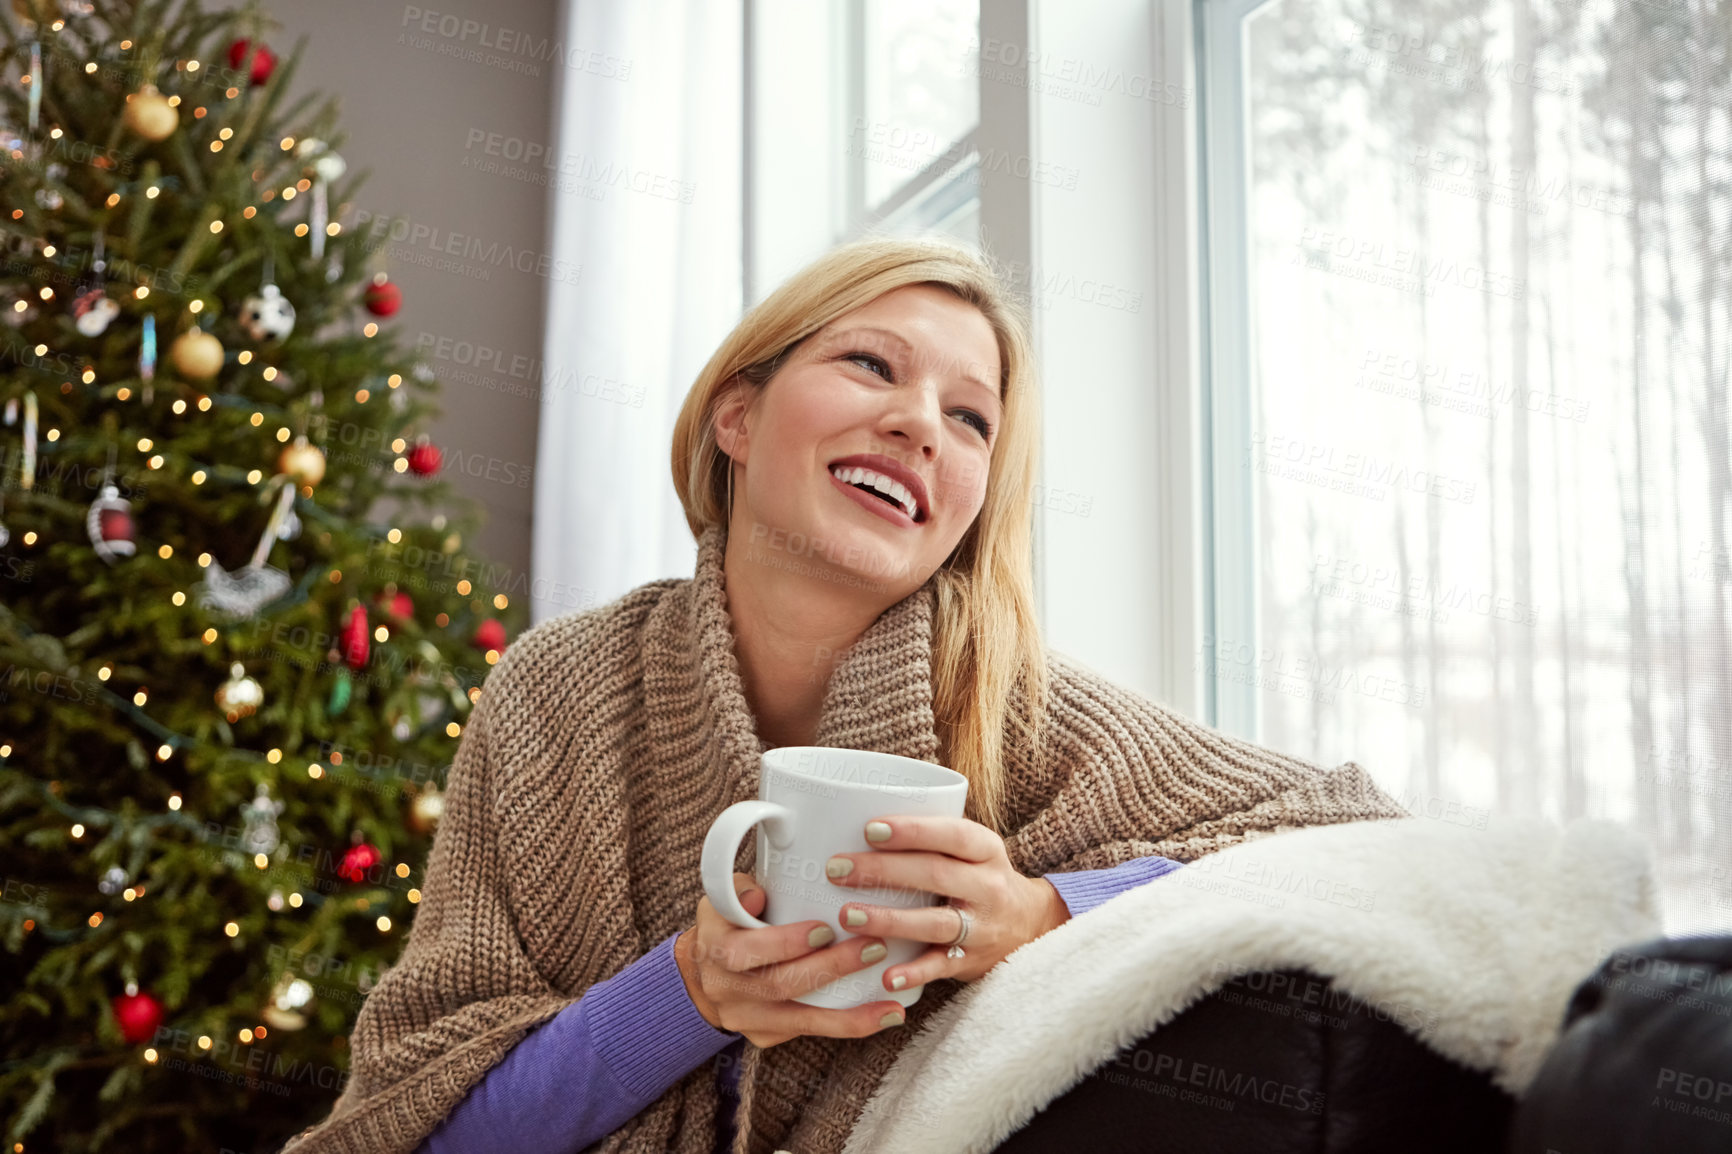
[842,816,1662,1154]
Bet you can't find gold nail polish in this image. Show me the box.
[826,857,853,879]
[890,974,908,991]
[879,1010,905,1028]
[864,820,892,843]
[808,924,835,948]
[843,908,867,928]
[860,941,888,964]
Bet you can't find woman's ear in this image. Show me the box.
[713,379,749,462]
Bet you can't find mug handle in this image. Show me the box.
[701,800,796,929]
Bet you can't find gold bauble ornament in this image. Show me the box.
[263,973,313,1031]
[169,329,223,380]
[407,782,445,835]
[123,85,178,143]
[277,440,327,488]
[215,662,264,722]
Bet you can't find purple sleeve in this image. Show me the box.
[418,932,740,1154]
[1043,855,1182,918]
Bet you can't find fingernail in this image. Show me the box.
[865,820,892,843]
[879,1010,905,1029]
[826,856,853,879]
[890,974,908,991]
[860,941,888,964]
[843,907,867,928]
[808,924,835,948]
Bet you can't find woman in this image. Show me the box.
[282,239,1406,1154]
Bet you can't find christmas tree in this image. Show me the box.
[0,1,525,1148]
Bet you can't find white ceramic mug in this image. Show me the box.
[700,746,968,1009]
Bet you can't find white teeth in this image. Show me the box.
[831,465,919,520]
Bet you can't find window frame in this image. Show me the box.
[1196,0,1278,738]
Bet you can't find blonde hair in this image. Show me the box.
[670,237,1047,834]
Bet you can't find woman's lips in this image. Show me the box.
[828,470,921,528]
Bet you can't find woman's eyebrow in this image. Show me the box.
[825,325,999,399]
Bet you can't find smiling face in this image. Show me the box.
[713,283,1004,597]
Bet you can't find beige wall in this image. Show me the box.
[235,0,560,579]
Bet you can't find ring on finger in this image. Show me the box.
[944,903,972,959]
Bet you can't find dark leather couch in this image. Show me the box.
[993,967,1515,1153]
[1509,933,1732,1154]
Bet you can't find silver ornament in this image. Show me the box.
[98,865,129,895]
[239,283,296,342]
[240,782,284,856]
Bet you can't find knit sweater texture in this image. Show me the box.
[279,524,1408,1154]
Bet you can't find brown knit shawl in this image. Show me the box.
[279,524,1407,1154]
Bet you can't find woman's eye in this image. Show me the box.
[845,352,892,380]
[955,410,993,440]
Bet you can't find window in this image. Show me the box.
[1201,0,1731,931]
[746,0,980,305]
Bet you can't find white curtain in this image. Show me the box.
[531,0,742,625]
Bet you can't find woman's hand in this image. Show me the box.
[824,816,1070,993]
[676,872,909,1049]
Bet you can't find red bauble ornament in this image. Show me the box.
[338,842,381,884]
[378,590,414,624]
[363,278,401,317]
[98,506,133,544]
[406,440,442,477]
[226,38,278,85]
[339,604,370,669]
[473,618,507,653]
[112,990,164,1045]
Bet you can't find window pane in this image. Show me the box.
[862,0,979,207]
[1240,0,1730,930]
